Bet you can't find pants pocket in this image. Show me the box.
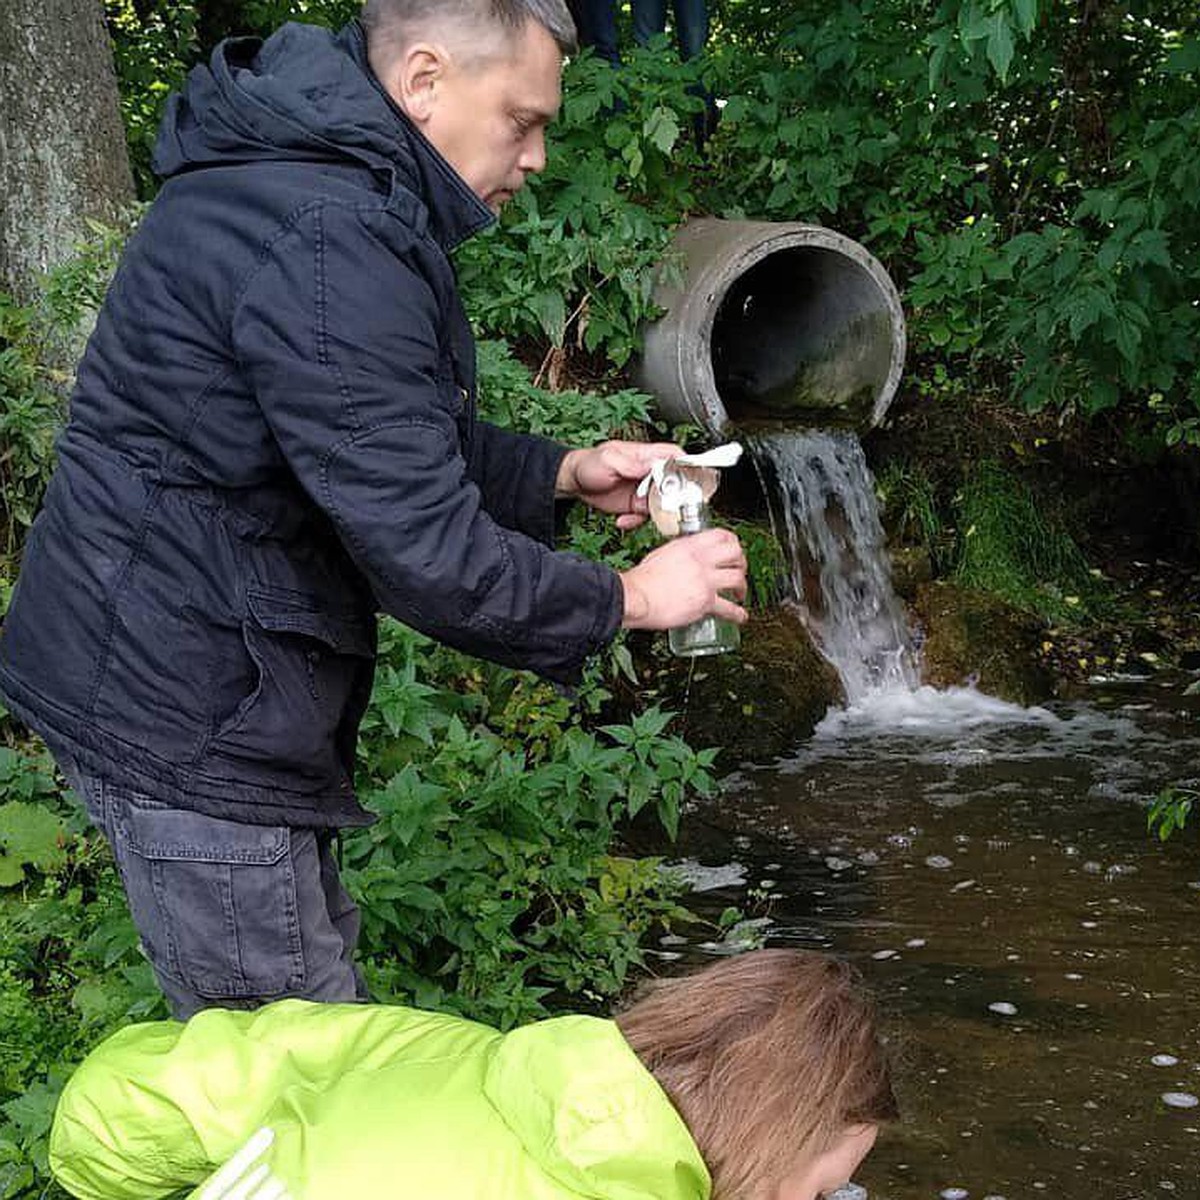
[106,787,304,1000]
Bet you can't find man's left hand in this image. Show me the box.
[556,441,683,531]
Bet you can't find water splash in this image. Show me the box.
[750,429,919,702]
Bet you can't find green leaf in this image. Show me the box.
[1012,0,1038,36]
[1164,38,1200,75]
[529,289,567,344]
[0,801,67,885]
[643,106,681,156]
[986,13,1015,81]
[958,3,990,43]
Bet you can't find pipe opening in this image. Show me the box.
[710,246,897,429]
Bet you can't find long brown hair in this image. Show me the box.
[615,949,897,1199]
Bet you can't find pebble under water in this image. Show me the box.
[657,674,1200,1200]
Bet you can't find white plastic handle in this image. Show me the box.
[194,1128,292,1200]
[635,441,743,499]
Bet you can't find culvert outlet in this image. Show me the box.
[637,219,906,436]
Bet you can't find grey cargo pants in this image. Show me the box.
[65,763,368,1019]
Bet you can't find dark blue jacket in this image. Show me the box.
[0,21,623,828]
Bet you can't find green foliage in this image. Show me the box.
[475,338,656,445]
[340,617,714,1029]
[106,1,200,196]
[0,219,126,566]
[954,461,1103,622]
[0,299,62,560]
[456,44,704,366]
[96,0,1200,448]
[726,520,786,610]
[876,460,948,570]
[1148,784,1198,841]
[705,2,1199,448]
[0,741,165,1198]
[347,659,712,1025]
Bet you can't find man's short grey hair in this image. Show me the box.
[361,0,577,64]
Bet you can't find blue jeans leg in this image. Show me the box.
[572,0,621,66]
[633,0,708,58]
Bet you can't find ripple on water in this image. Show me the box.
[684,679,1200,1196]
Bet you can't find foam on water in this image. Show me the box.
[815,684,1059,737]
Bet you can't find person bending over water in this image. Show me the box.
[49,949,897,1200]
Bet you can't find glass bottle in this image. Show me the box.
[668,499,741,658]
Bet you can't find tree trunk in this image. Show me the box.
[0,0,135,305]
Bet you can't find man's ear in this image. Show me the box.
[387,42,447,124]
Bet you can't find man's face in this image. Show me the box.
[402,19,562,212]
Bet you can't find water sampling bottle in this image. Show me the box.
[668,494,742,658]
[638,442,744,660]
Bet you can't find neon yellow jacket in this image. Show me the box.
[49,1000,712,1200]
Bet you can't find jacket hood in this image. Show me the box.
[486,1016,712,1200]
[152,20,493,249]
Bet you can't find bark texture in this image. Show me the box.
[0,0,135,304]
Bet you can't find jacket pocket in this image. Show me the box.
[206,587,375,787]
[107,789,303,999]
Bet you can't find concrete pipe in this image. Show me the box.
[637,219,906,436]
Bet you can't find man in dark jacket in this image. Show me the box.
[0,0,746,1017]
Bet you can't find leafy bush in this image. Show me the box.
[0,744,163,1199]
[0,300,62,561]
[0,219,127,568]
[347,620,713,1027]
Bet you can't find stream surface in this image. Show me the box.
[663,674,1200,1200]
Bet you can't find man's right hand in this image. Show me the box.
[619,529,748,630]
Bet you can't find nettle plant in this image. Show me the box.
[344,620,716,1029]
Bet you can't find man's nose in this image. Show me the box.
[518,129,547,174]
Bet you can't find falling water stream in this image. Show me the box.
[750,429,919,702]
[658,430,1200,1199]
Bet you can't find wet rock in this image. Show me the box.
[889,545,934,600]
[1161,1092,1199,1109]
[644,608,842,764]
[912,581,1056,705]
[988,1001,1018,1016]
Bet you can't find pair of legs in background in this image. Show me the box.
[571,0,709,67]
[66,763,365,1018]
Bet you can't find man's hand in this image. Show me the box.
[619,529,748,630]
[556,440,683,531]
